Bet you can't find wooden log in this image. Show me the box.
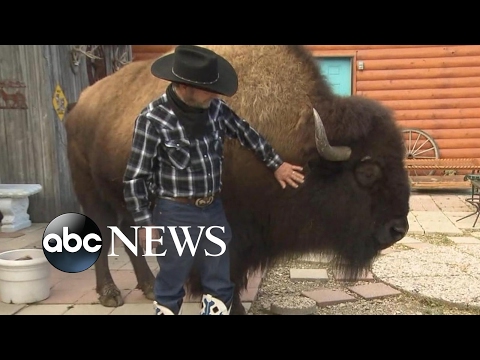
[382,97,480,111]
[357,77,480,91]
[357,45,480,60]
[358,87,480,101]
[357,66,480,81]
[359,56,480,70]
[394,108,480,120]
[132,45,176,62]
[132,53,159,61]
[405,128,480,139]
[397,119,480,130]
[402,136,480,150]
[305,45,429,51]
[432,139,480,149]
[132,45,176,53]
[433,149,480,158]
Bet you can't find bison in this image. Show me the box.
[64,45,410,315]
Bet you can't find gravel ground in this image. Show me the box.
[248,241,480,315]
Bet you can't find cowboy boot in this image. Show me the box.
[200,294,231,315]
[153,301,175,315]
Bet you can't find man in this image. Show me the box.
[123,45,304,315]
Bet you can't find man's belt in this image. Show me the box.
[160,192,219,208]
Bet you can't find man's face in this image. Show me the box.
[183,86,218,109]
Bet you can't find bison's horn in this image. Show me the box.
[313,108,352,161]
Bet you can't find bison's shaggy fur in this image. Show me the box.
[64,45,410,314]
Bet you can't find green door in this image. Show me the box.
[316,57,352,97]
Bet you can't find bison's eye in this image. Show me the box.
[355,161,382,187]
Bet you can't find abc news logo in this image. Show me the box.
[42,213,227,273]
[42,213,103,273]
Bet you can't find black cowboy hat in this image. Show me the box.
[151,45,238,97]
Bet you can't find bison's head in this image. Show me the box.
[267,95,410,278]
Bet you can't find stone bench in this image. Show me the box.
[0,184,42,233]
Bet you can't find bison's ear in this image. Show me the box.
[355,157,383,187]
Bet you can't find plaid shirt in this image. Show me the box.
[123,94,284,226]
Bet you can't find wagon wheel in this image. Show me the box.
[402,128,440,176]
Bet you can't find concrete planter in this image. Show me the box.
[0,249,51,304]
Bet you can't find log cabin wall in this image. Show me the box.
[131,45,176,61]
[131,45,480,162]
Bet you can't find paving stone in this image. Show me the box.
[0,302,26,315]
[447,236,480,244]
[347,283,401,299]
[108,257,131,270]
[270,296,317,315]
[406,213,424,235]
[290,268,328,282]
[75,289,103,304]
[409,195,440,211]
[109,303,155,315]
[0,228,45,252]
[123,289,151,304]
[15,304,71,315]
[302,289,356,307]
[443,212,480,230]
[411,211,463,234]
[0,231,25,238]
[431,195,473,212]
[63,304,114,315]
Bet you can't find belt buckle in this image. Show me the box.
[195,196,214,208]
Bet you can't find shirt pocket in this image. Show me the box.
[212,130,224,156]
[162,138,191,170]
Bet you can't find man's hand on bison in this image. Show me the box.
[274,162,305,189]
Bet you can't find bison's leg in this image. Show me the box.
[68,163,124,306]
[75,195,124,307]
[93,215,125,307]
[118,220,155,301]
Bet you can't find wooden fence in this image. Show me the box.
[0,45,131,223]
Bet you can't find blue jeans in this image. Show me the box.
[152,197,234,314]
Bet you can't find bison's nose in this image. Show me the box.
[378,218,409,249]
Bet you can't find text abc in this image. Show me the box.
[43,228,102,253]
